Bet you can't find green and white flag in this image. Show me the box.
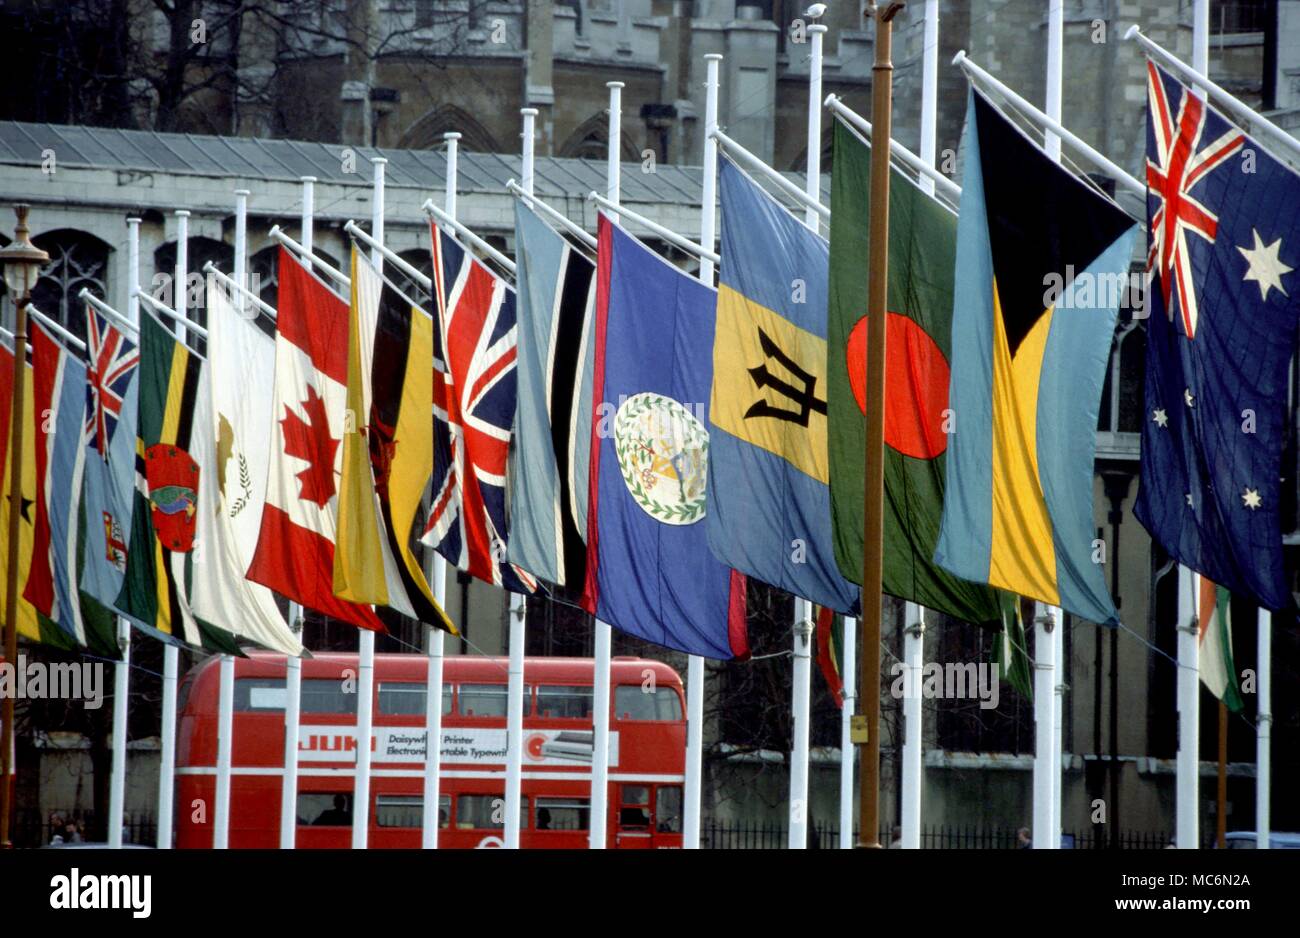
[1199,578,1243,712]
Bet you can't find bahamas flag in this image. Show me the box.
[114,311,241,653]
[708,159,857,613]
[934,90,1136,626]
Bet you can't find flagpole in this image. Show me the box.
[419,143,459,850]
[1044,0,1065,851]
[157,198,212,850]
[857,1,903,850]
[1217,699,1227,847]
[918,0,939,197]
[1173,14,1210,853]
[279,176,314,851]
[1032,603,1057,849]
[501,114,536,853]
[900,603,923,848]
[1176,565,1200,848]
[839,616,856,848]
[1256,608,1271,849]
[107,216,142,850]
[785,21,826,852]
[588,87,619,851]
[214,654,235,848]
[349,157,387,852]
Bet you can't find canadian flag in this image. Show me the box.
[247,247,384,631]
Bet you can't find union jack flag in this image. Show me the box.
[1146,59,1246,339]
[422,223,537,594]
[84,306,140,458]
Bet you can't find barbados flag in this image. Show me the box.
[708,159,858,613]
[934,90,1136,626]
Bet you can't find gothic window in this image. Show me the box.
[27,229,111,343]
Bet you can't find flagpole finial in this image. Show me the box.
[1124,24,1141,41]
[952,49,966,67]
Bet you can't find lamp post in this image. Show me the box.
[0,204,49,848]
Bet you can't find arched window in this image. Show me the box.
[397,105,501,153]
[153,237,233,347]
[558,112,639,162]
[27,229,112,342]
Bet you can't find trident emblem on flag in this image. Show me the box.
[743,327,828,426]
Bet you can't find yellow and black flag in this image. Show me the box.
[934,89,1137,626]
[334,247,455,633]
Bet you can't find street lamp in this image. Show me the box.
[0,203,48,848]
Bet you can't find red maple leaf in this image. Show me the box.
[281,384,338,507]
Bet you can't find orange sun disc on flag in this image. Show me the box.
[846,313,951,460]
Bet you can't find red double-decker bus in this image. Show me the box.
[175,651,686,848]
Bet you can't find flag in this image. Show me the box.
[79,309,139,618]
[189,284,303,656]
[827,118,1003,626]
[0,341,79,651]
[934,90,1136,626]
[1134,61,1300,613]
[334,248,454,631]
[23,320,118,658]
[421,223,537,594]
[708,159,859,614]
[247,247,385,631]
[114,310,242,653]
[582,215,749,660]
[991,594,1033,700]
[506,200,597,589]
[1198,577,1243,712]
[814,606,845,707]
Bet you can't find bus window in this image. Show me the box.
[535,798,589,831]
[378,682,452,717]
[298,792,353,827]
[656,786,683,833]
[235,677,286,711]
[456,794,529,831]
[375,794,451,829]
[459,684,532,717]
[618,786,651,829]
[301,679,359,715]
[614,685,683,721]
[536,685,593,719]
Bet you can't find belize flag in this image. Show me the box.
[1134,61,1300,612]
[581,214,748,660]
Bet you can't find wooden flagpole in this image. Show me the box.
[857,1,904,850]
[1217,700,1228,848]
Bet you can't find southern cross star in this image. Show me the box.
[1152,407,1168,427]
[1243,487,1262,510]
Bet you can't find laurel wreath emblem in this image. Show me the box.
[613,392,709,526]
[228,453,253,517]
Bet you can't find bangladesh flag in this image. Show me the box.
[826,118,1001,627]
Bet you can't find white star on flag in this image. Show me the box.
[1184,388,1195,408]
[1242,488,1262,510]
[1237,228,1293,302]
[1152,408,1168,427]
[1185,492,1194,507]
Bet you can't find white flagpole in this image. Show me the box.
[1256,608,1271,849]
[789,600,813,848]
[901,603,924,848]
[684,54,722,851]
[351,158,386,851]
[213,654,235,848]
[279,177,314,851]
[839,616,856,848]
[502,116,534,852]
[154,206,205,852]
[1176,566,1200,848]
[420,141,459,849]
[1192,0,1210,78]
[786,23,826,850]
[589,87,620,850]
[1032,602,1056,849]
[108,217,142,850]
[918,0,939,197]
[1042,1,1065,849]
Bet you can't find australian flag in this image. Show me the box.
[1134,61,1300,612]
